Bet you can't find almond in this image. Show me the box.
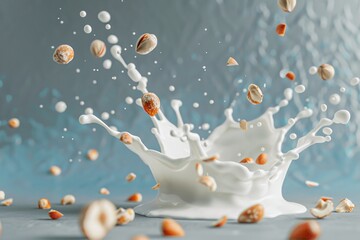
[212,215,227,228]
[226,57,238,66]
[238,204,264,223]
[256,153,268,165]
[48,209,63,220]
[305,180,319,187]
[8,118,20,128]
[202,154,219,163]
[240,157,254,164]
[276,23,287,36]
[198,176,217,192]
[289,220,321,240]
[1,198,13,206]
[49,165,62,176]
[120,132,133,144]
[127,193,142,202]
[239,119,248,130]
[116,208,135,225]
[152,183,160,190]
[286,71,296,81]
[38,198,51,209]
[126,172,137,182]
[141,92,160,116]
[161,218,185,237]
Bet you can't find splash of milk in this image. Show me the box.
[79,45,350,219]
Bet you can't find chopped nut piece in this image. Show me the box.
[276,23,287,36]
[240,157,254,164]
[212,215,227,228]
[317,64,335,80]
[289,220,321,240]
[256,153,268,165]
[131,235,149,240]
[1,198,13,206]
[61,194,76,205]
[79,199,117,240]
[239,119,248,130]
[238,204,264,223]
[49,166,62,176]
[127,193,142,202]
[335,198,355,213]
[226,57,239,66]
[100,188,110,195]
[285,71,296,81]
[305,180,319,187]
[8,118,20,128]
[116,208,135,225]
[310,198,333,219]
[320,196,333,202]
[202,154,219,163]
[86,149,99,161]
[120,132,133,144]
[38,198,51,209]
[247,84,263,105]
[162,218,185,237]
[126,172,137,182]
[90,40,106,58]
[142,92,160,116]
[152,183,160,190]
[198,176,217,192]
[53,44,74,64]
[49,209,63,220]
[136,33,158,55]
[278,0,297,13]
[195,163,204,176]
[0,191,5,200]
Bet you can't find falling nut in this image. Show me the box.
[310,198,334,219]
[256,153,268,165]
[212,215,228,228]
[142,92,160,116]
[0,191,5,200]
[195,163,204,176]
[335,198,355,213]
[49,209,63,220]
[278,0,297,13]
[247,84,263,105]
[86,149,99,161]
[120,132,133,144]
[90,40,106,58]
[226,57,238,66]
[162,218,185,237]
[317,64,335,80]
[38,198,51,209]
[116,208,135,225]
[289,220,321,240]
[100,188,110,195]
[286,71,296,81]
[8,118,20,128]
[239,119,248,131]
[198,176,217,192]
[53,44,74,64]
[152,183,160,190]
[1,198,13,206]
[305,180,319,187]
[79,199,117,240]
[131,235,149,240]
[136,33,158,55]
[126,172,137,182]
[202,154,219,163]
[127,193,142,202]
[240,157,254,164]
[276,23,287,36]
[61,194,76,205]
[238,204,264,223]
[49,165,61,176]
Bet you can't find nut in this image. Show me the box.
[0,191,5,200]
[120,132,133,144]
[276,23,287,36]
[278,0,297,13]
[335,198,355,213]
[90,40,106,58]
[49,166,62,176]
[8,118,20,128]
[195,163,204,176]
[116,208,135,225]
[198,176,217,192]
[320,196,333,202]
[239,119,248,130]
[317,64,335,80]
[136,33,158,55]
[238,204,264,223]
[256,153,268,165]
[38,198,51,209]
[131,235,149,240]
[310,198,334,219]
[49,209,63,220]
[289,220,321,240]
[142,92,160,116]
[127,193,142,202]
[61,194,76,205]
[1,198,13,206]
[100,188,110,195]
[86,149,99,161]
[226,57,238,66]
[161,218,185,237]
[240,157,254,164]
[152,183,160,190]
[79,199,117,240]
[53,44,74,64]
[286,71,296,81]
[126,172,137,182]
[305,180,319,187]
[212,215,227,228]
[247,84,263,105]
[202,154,219,163]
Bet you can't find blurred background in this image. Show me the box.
[0,0,360,204]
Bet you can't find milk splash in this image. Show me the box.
[79,45,350,219]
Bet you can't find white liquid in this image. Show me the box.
[103,59,112,69]
[294,85,305,93]
[350,77,359,86]
[321,104,328,112]
[309,66,317,75]
[125,97,134,104]
[79,45,351,220]
[80,11,86,18]
[84,25,92,34]
[107,35,118,44]
[55,101,67,113]
[329,93,341,105]
[98,11,111,23]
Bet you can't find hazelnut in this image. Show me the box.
[317,64,335,80]
[90,40,106,58]
[276,23,287,36]
[136,33,158,55]
[247,84,263,105]
[8,118,20,128]
[286,71,296,81]
[226,57,238,66]
[48,209,63,220]
[278,0,297,13]
[141,92,160,116]
[53,44,74,64]
[38,198,51,209]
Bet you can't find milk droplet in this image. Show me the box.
[193,102,199,108]
[289,133,297,140]
[84,25,92,34]
[55,101,67,113]
[125,96,133,104]
[350,77,360,86]
[333,110,351,124]
[85,107,93,114]
[295,85,306,93]
[279,68,288,78]
[107,35,118,44]
[322,127,333,135]
[209,100,214,104]
[340,87,346,93]
[101,112,110,120]
[257,122,262,127]
[202,123,210,130]
[329,94,341,105]
[105,24,111,30]
[80,11,86,18]
[103,59,112,69]
[284,88,293,100]
[169,85,175,92]
[309,66,317,75]
[98,11,111,23]
[321,104,327,112]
